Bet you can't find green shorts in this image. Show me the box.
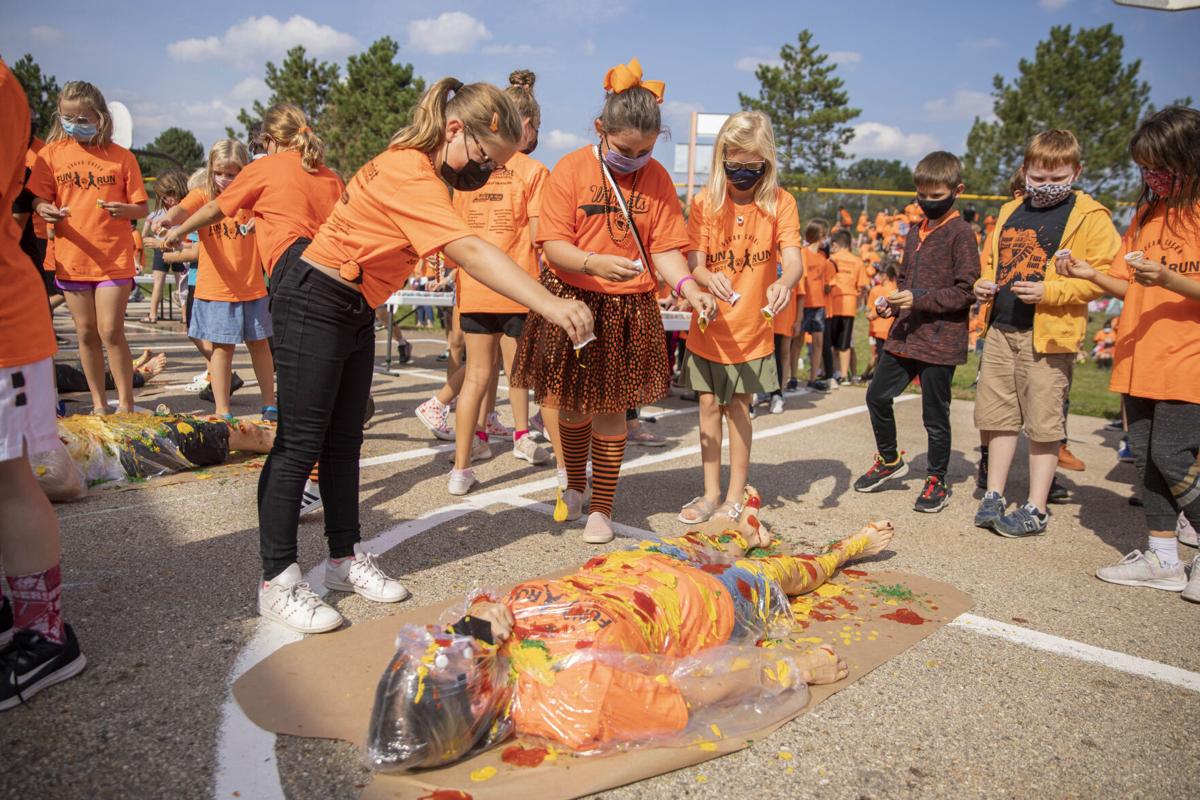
[682,351,779,405]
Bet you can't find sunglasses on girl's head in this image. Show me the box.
[724,159,766,171]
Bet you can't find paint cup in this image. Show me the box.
[761,305,775,321]
[728,291,741,306]
[1124,250,1144,263]
[96,198,105,208]
[573,333,597,351]
[630,259,643,274]
[697,313,710,333]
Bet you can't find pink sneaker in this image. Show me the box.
[415,397,453,441]
[485,411,513,440]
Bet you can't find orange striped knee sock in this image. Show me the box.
[588,431,626,518]
[308,464,320,484]
[558,419,591,493]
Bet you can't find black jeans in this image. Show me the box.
[866,350,956,478]
[1125,394,1200,532]
[258,255,375,580]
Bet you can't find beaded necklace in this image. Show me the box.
[594,143,641,248]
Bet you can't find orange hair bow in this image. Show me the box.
[604,58,665,103]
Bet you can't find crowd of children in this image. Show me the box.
[1,51,1197,714]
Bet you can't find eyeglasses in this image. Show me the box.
[60,113,95,125]
[724,159,766,171]
[466,128,497,172]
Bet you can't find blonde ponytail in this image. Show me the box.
[390,77,522,154]
[261,103,326,173]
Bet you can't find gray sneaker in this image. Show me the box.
[1096,550,1187,592]
[974,491,1006,530]
[1183,556,1200,603]
[1178,513,1198,548]
[992,503,1048,538]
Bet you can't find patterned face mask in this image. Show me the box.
[1024,179,1074,209]
[1141,167,1176,198]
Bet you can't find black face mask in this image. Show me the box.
[917,194,956,221]
[521,132,538,156]
[725,164,765,191]
[440,129,494,191]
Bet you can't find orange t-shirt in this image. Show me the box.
[451,151,548,314]
[802,248,835,309]
[905,202,923,225]
[24,138,48,240]
[180,188,264,302]
[0,59,55,368]
[867,281,897,340]
[856,212,868,234]
[304,147,474,308]
[829,250,868,317]
[1108,203,1200,403]
[772,260,806,337]
[27,138,147,281]
[537,145,688,295]
[838,208,852,228]
[216,150,343,276]
[684,188,801,364]
[132,229,143,270]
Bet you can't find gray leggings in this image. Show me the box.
[1124,395,1200,532]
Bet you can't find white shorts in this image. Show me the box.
[0,357,58,463]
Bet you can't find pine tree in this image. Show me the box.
[738,31,860,180]
[323,38,425,176]
[137,127,205,177]
[229,46,340,141]
[10,54,60,139]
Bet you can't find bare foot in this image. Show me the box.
[136,352,168,381]
[846,520,895,560]
[736,485,773,548]
[133,347,153,369]
[797,645,848,685]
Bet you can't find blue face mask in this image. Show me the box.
[61,117,98,142]
[603,141,653,175]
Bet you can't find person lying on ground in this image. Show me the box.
[54,348,166,393]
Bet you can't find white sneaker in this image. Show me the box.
[183,372,210,393]
[770,394,785,415]
[415,397,454,441]
[448,468,477,496]
[1096,550,1187,592]
[485,411,513,441]
[513,434,551,465]
[583,511,615,544]
[324,552,410,603]
[1178,513,1198,548]
[258,564,343,633]
[300,480,323,516]
[1183,556,1200,603]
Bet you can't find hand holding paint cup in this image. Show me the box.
[1053,248,1072,277]
[760,305,775,322]
[974,279,998,303]
[1058,251,1097,281]
[728,291,741,306]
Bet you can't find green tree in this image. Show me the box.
[738,31,860,179]
[136,126,204,177]
[229,45,340,140]
[9,53,60,138]
[839,159,914,192]
[961,24,1180,200]
[323,38,425,176]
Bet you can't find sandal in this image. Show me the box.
[140,315,158,324]
[678,496,717,524]
[260,405,279,423]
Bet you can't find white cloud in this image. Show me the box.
[229,77,269,103]
[406,12,492,55]
[849,122,939,161]
[923,89,995,121]
[1039,0,1071,9]
[545,129,589,150]
[582,40,597,56]
[481,43,553,56]
[30,26,64,43]
[736,56,783,73]
[167,15,356,68]
[828,50,861,67]
[961,36,1002,49]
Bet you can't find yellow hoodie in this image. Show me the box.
[978,190,1121,355]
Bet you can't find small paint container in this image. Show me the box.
[697,314,710,333]
[1054,248,1071,260]
[874,296,889,313]
[96,198,105,208]
[573,333,597,351]
[1124,250,1144,263]
[761,305,775,321]
[728,291,741,306]
[630,259,644,274]
[238,223,253,236]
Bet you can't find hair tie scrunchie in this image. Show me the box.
[604,58,665,103]
[297,125,311,135]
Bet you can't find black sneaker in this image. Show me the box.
[976,456,988,491]
[199,372,245,403]
[914,475,950,513]
[0,624,86,711]
[785,377,799,392]
[1047,477,1070,504]
[436,349,450,362]
[854,454,909,492]
[0,596,12,649]
[806,379,830,392]
[993,503,1048,538]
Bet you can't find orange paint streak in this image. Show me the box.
[501,745,550,768]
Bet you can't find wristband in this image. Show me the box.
[674,274,696,298]
[582,251,597,274]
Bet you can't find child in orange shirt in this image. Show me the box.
[444,70,552,494]
[676,112,802,524]
[242,79,593,634]
[826,229,868,385]
[510,59,714,544]
[796,220,834,390]
[28,81,148,414]
[156,140,275,420]
[863,264,898,379]
[1059,107,1200,597]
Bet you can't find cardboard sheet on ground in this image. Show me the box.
[236,568,972,799]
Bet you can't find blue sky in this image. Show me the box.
[4,0,1197,179]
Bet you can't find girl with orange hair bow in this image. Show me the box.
[511,59,716,545]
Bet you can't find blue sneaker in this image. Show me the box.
[993,503,1049,538]
[974,491,1006,530]
[1117,438,1134,463]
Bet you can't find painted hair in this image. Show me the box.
[390,77,523,153]
[260,103,325,173]
[706,111,780,216]
[153,169,189,204]
[506,69,541,129]
[46,80,113,147]
[1129,105,1200,234]
[599,87,661,137]
[205,139,250,200]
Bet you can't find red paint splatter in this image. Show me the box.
[584,556,606,570]
[736,579,754,601]
[632,591,658,619]
[575,640,594,649]
[843,569,867,577]
[834,596,858,611]
[882,608,925,625]
[418,791,473,800]
[810,610,835,622]
[501,745,550,768]
[700,563,729,574]
[801,560,818,581]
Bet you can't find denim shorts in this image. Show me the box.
[800,306,826,333]
[189,296,272,344]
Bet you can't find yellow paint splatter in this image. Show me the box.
[35,466,47,476]
[710,723,722,738]
[777,751,794,761]
[794,636,823,644]
[698,741,718,751]
[175,422,194,435]
[786,767,795,776]
[470,766,497,782]
[654,674,670,686]
[814,583,844,598]
[696,775,708,784]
